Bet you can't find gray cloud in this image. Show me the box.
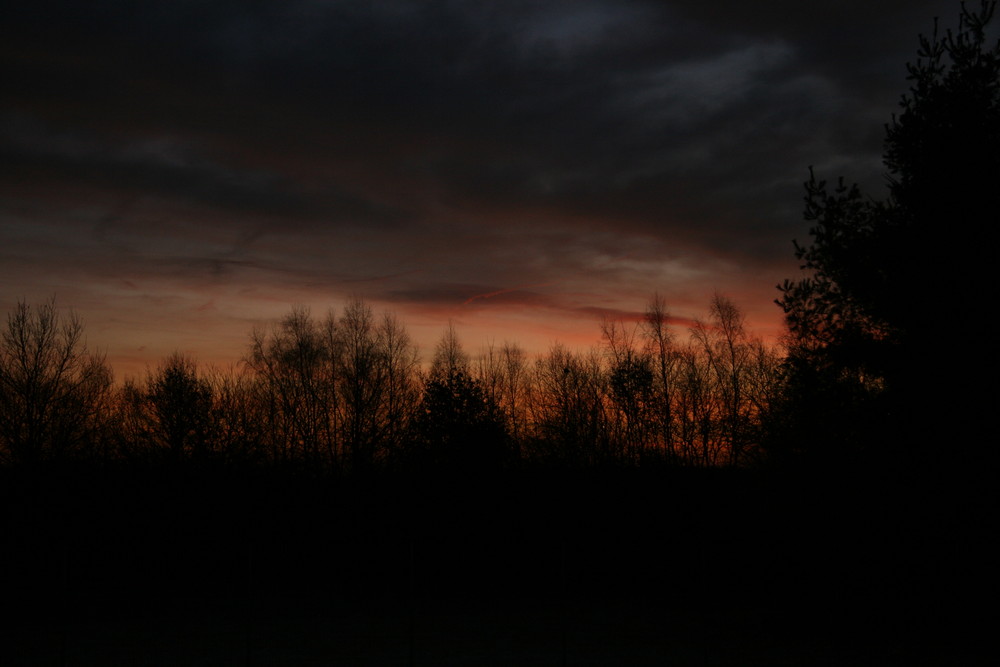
[1,0,965,369]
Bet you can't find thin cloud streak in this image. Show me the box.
[462,282,560,306]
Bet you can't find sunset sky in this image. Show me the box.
[1,1,959,377]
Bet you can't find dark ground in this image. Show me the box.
[0,461,992,665]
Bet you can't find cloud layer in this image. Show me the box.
[1,0,961,373]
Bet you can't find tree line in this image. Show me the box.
[0,294,782,472]
[5,3,996,477]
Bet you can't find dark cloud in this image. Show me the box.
[1,113,303,214]
[0,0,965,371]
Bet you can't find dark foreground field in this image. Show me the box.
[0,461,991,665]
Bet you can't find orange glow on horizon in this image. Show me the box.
[68,285,787,382]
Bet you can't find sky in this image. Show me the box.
[1,0,962,377]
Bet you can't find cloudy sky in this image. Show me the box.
[1,0,961,375]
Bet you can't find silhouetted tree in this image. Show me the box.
[0,299,112,464]
[146,353,214,462]
[109,378,152,460]
[334,299,391,471]
[247,306,338,464]
[377,311,421,464]
[412,327,508,472]
[475,340,530,457]
[691,294,762,465]
[776,1,1000,462]
[530,344,609,465]
[642,294,679,462]
[245,300,419,470]
[774,172,899,461]
[208,365,267,464]
[430,322,467,378]
[334,299,384,470]
[673,339,720,466]
[602,319,655,463]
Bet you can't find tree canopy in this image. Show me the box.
[776,1,1000,461]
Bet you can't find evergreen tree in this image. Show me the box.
[147,354,213,462]
[411,327,508,473]
[776,1,1000,462]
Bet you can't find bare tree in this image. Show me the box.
[208,365,268,465]
[531,344,609,465]
[499,342,530,451]
[430,321,469,379]
[107,378,152,460]
[0,299,112,464]
[742,338,783,464]
[376,311,421,464]
[475,340,530,457]
[601,318,655,463]
[243,299,418,470]
[475,340,504,412]
[673,340,720,466]
[246,305,338,465]
[689,294,778,466]
[642,294,679,462]
[335,298,386,471]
